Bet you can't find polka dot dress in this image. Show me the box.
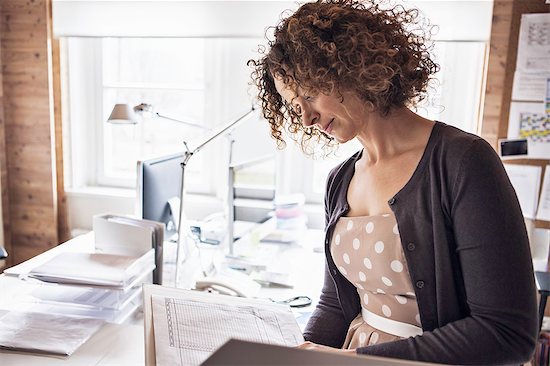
[330,213,421,348]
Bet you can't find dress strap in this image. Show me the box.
[361,308,423,338]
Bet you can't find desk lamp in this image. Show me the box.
[108,103,208,130]
[108,103,257,287]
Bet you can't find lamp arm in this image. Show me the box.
[191,106,256,155]
[174,106,257,287]
[155,112,209,130]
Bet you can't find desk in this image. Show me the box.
[0,229,326,365]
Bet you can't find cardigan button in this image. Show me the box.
[407,243,416,251]
[416,280,425,289]
[388,197,396,205]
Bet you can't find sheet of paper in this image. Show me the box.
[512,71,550,101]
[537,166,550,222]
[150,291,304,366]
[516,13,550,72]
[0,311,103,356]
[504,164,542,219]
[507,101,550,159]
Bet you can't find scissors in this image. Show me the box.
[273,295,312,308]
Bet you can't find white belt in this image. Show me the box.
[361,308,423,338]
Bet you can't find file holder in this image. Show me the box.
[93,214,164,284]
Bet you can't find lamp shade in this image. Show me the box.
[107,104,138,124]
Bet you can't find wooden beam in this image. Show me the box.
[0,0,58,264]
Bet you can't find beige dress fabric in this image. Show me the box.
[330,214,421,348]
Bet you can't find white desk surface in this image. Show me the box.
[0,229,326,366]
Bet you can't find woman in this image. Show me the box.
[250,0,538,364]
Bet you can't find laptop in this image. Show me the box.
[201,339,441,366]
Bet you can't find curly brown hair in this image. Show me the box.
[249,0,439,154]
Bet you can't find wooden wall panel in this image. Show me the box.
[0,0,58,264]
[0,7,12,266]
[481,0,550,147]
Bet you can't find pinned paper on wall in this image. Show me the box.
[537,166,550,222]
[508,102,550,159]
[516,13,550,72]
[512,71,550,101]
[504,164,542,220]
[519,113,550,142]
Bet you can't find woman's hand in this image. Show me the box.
[296,341,356,355]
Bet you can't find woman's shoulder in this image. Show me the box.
[432,122,495,164]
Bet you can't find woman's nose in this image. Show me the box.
[301,104,320,128]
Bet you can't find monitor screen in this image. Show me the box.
[137,153,184,237]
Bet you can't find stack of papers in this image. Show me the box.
[28,250,155,288]
[0,311,104,356]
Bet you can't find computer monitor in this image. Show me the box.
[137,153,184,239]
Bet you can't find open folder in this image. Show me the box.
[143,285,304,366]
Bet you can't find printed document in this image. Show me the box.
[145,286,304,366]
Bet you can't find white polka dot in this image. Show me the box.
[369,332,379,345]
[355,283,364,290]
[382,276,393,286]
[406,292,416,297]
[391,260,404,273]
[365,222,374,233]
[352,238,361,250]
[382,305,392,317]
[395,295,408,304]
[358,271,366,282]
[393,224,399,235]
[363,293,369,305]
[334,234,341,245]
[415,313,421,325]
[346,220,353,230]
[374,241,384,254]
[338,266,348,275]
[343,253,350,264]
[359,332,367,345]
[376,288,386,294]
[363,257,372,269]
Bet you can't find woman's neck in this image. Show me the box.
[356,107,434,166]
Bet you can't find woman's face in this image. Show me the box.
[273,76,368,144]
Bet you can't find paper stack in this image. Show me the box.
[273,194,307,231]
[25,249,155,324]
[0,311,104,356]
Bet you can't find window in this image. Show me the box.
[64,37,272,195]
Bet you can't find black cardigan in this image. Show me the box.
[303,122,538,364]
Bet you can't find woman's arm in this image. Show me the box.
[303,262,350,348]
[356,139,538,364]
[303,166,351,348]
